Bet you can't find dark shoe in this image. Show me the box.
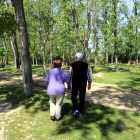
[50,116,55,121]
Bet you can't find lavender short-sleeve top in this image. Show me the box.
[45,67,71,95]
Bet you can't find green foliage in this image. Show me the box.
[0,47,6,56]
[0,11,16,37]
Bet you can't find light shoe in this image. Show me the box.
[74,109,79,116]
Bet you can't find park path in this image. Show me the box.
[0,72,140,116]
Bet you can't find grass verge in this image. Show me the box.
[1,84,140,140]
[92,63,140,91]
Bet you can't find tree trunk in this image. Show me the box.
[104,5,108,66]
[63,52,65,65]
[111,45,113,63]
[2,39,8,66]
[48,41,51,69]
[11,0,34,94]
[70,0,92,74]
[32,53,34,65]
[93,0,97,67]
[68,40,71,63]
[35,52,37,65]
[135,0,138,66]
[106,48,108,65]
[11,39,16,66]
[37,0,46,74]
[11,34,20,70]
[113,0,118,72]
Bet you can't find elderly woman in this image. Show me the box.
[45,60,71,121]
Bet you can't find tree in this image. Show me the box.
[134,0,138,66]
[70,0,92,75]
[113,0,118,72]
[11,0,34,94]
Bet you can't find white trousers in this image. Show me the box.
[49,95,64,119]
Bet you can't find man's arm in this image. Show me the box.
[68,66,73,82]
[86,67,92,90]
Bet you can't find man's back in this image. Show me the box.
[71,61,88,89]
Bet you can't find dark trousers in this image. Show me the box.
[71,87,86,113]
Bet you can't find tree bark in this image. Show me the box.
[11,0,34,94]
[48,41,51,69]
[35,52,37,65]
[11,34,20,70]
[111,45,113,63]
[37,0,46,74]
[93,0,97,67]
[63,51,65,65]
[134,0,138,66]
[104,5,108,66]
[2,39,8,66]
[113,0,118,72]
[68,39,71,63]
[32,53,34,65]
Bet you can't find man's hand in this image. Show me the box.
[88,84,91,90]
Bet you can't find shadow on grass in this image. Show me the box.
[117,76,140,91]
[0,84,50,114]
[52,100,133,139]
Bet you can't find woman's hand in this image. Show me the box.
[68,88,71,91]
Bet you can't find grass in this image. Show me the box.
[92,63,140,91]
[1,84,140,140]
[1,63,140,91]
[0,64,69,77]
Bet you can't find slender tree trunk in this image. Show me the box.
[2,39,7,66]
[134,0,138,66]
[104,5,108,66]
[48,41,51,69]
[11,0,34,94]
[63,52,65,65]
[111,45,113,63]
[93,0,97,67]
[113,0,118,72]
[37,0,46,74]
[11,34,20,70]
[70,0,92,75]
[68,39,71,63]
[35,52,37,65]
[11,39,16,66]
[32,53,34,65]
[2,57,3,64]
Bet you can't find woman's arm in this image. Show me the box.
[45,72,50,84]
[64,72,71,90]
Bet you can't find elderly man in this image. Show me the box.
[68,52,92,116]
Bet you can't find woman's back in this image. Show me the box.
[45,67,70,95]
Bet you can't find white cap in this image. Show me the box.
[75,52,83,58]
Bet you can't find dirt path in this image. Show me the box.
[0,72,140,115]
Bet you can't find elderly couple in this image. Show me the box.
[45,52,92,121]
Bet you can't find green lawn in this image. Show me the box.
[1,63,140,91]
[0,64,69,77]
[1,84,140,140]
[92,63,140,91]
